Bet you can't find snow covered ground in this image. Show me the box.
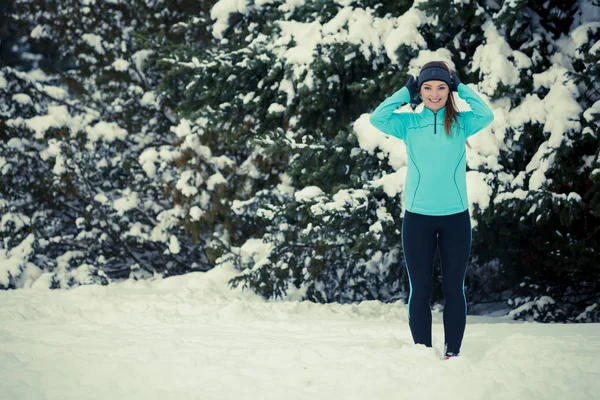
[1,265,599,400]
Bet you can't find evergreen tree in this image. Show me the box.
[219,0,600,320]
[3,0,598,323]
[0,0,210,289]
[148,1,293,277]
[470,0,600,321]
[213,2,424,302]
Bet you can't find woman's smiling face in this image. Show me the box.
[420,80,449,112]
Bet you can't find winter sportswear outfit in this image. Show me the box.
[370,83,493,216]
[369,80,494,356]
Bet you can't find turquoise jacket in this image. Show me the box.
[369,84,494,216]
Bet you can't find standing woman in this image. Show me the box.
[369,61,494,359]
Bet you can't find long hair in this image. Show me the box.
[420,61,460,137]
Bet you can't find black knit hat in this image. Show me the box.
[418,66,451,88]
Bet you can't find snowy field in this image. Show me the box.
[1,266,599,400]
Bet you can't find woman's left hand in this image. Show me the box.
[450,73,462,92]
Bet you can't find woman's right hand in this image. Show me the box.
[405,75,419,101]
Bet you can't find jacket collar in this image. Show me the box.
[421,105,446,118]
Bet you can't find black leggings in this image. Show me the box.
[401,209,471,355]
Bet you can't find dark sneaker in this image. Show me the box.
[444,352,459,360]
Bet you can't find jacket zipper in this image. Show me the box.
[434,112,437,135]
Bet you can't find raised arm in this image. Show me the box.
[457,83,494,138]
[369,77,417,141]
